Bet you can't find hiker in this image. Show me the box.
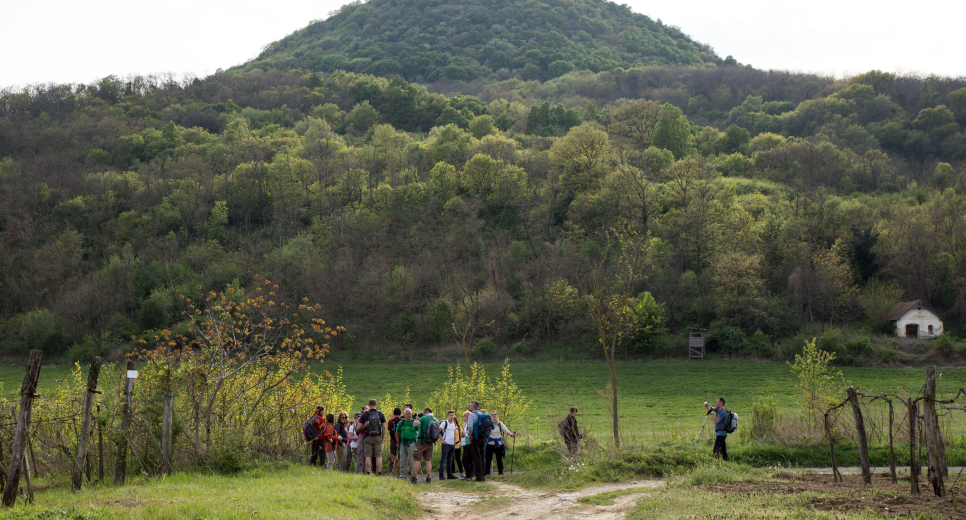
[439,410,460,480]
[387,407,402,477]
[705,398,729,461]
[334,411,348,470]
[465,401,488,482]
[345,411,361,472]
[360,399,387,475]
[560,407,582,457]
[413,407,437,483]
[484,410,515,476]
[459,411,472,479]
[324,413,339,470]
[308,405,326,467]
[395,408,419,483]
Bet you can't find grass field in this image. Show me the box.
[3,358,966,456]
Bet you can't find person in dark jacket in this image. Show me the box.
[308,405,326,467]
[561,407,582,457]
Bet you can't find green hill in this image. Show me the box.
[235,0,724,82]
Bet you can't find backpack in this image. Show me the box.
[425,417,441,444]
[724,410,739,434]
[557,418,568,436]
[365,411,382,437]
[473,412,493,439]
[398,419,418,443]
[302,414,322,442]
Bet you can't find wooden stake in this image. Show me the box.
[3,350,42,508]
[97,405,104,482]
[824,411,841,483]
[21,434,32,506]
[907,397,920,495]
[924,366,946,496]
[114,360,136,485]
[847,387,871,485]
[887,398,897,484]
[72,356,102,491]
[161,390,173,474]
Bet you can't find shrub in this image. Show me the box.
[706,321,746,355]
[66,333,112,362]
[845,336,873,357]
[748,395,780,442]
[476,337,495,357]
[934,334,958,357]
[743,330,773,358]
[816,327,844,356]
[206,437,250,474]
[876,345,898,363]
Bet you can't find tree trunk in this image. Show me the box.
[161,390,173,475]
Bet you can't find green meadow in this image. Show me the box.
[3,358,964,447]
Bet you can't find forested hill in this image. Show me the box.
[233,0,723,82]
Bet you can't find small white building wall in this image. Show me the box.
[895,309,944,338]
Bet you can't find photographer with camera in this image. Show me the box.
[704,398,729,461]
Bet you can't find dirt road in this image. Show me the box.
[418,479,663,520]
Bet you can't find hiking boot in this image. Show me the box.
[426,476,432,484]
[409,475,417,484]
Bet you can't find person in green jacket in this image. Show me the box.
[395,408,420,483]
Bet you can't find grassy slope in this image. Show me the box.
[0,466,419,519]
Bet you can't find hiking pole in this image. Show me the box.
[694,410,713,450]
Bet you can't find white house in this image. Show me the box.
[886,300,944,339]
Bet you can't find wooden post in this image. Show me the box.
[72,356,102,491]
[847,387,872,485]
[907,397,920,495]
[824,411,842,482]
[3,350,42,508]
[114,360,136,485]
[97,405,104,482]
[21,435,33,506]
[887,398,897,484]
[161,390,173,474]
[923,365,946,496]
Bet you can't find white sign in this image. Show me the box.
[127,370,139,379]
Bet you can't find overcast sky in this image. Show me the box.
[2,0,963,88]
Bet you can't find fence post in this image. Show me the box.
[161,390,173,474]
[3,350,42,507]
[907,397,920,495]
[114,360,136,485]
[887,398,896,484]
[847,387,871,484]
[824,411,841,483]
[923,365,946,496]
[97,405,104,482]
[72,356,102,491]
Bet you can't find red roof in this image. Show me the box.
[885,300,924,321]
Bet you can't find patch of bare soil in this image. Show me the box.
[419,480,663,520]
[710,472,966,519]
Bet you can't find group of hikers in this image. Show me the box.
[304,397,733,480]
[303,398,526,483]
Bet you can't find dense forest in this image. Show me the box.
[2,0,966,364]
[236,0,724,82]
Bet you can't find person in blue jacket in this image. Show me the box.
[704,397,729,461]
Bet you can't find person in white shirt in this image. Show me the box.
[344,412,361,472]
[438,410,460,480]
[484,410,516,476]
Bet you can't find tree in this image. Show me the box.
[344,100,379,135]
[550,123,611,192]
[608,99,662,151]
[468,114,497,139]
[652,103,695,159]
[789,338,844,428]
[578,227,652,448]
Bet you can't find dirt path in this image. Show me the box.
[418,479,663,520]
